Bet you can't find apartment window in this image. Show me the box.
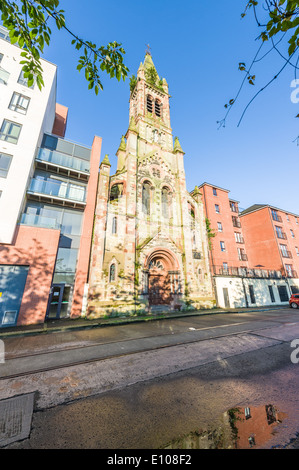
[0,66,9,85]
[220,241,226,252]
[296,218,298,225]
[0,53,3,63]
[0,152,12,178]
[215,204,220,213]
[213,187,217,196]
[17,69,35,89]
[217,222,223,232]
[285,264,293,277]
[244,407,251,420]
[0,120,21,144]
[249,285,256,304]
[290,229,295,238]
[238,247,247,261]
[232,216,241,228]
[286,214,290,222]
[223,262,228,272]
[275,225,286,239]
[234,232,243,243]
[230,201,237,212]
[280,244,290,258]
[296,247,299,256]
[9,92,30,115]
[271,209,281,222]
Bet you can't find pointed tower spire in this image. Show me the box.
[118,135,126,151]
[100,154,111,167]
[173,136,184,154]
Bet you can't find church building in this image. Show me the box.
[87,53,215,317]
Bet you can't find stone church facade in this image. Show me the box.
[87,53,215,317]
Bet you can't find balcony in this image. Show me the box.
[281,250,292,259]
[214,265,283,279]
[232,218,241,228]
[20,213,60,230]
[27,177,86,208]
[235,236,245,244]
[276,231,287,240]
[35,148,90,181]
[239,253,248,261]
[286,270,298,278]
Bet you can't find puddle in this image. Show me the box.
[163,404,287,449]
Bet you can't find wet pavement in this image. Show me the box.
[1,306,299,449]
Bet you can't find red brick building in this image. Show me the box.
[199,183,248,275]
[198,184,299,308]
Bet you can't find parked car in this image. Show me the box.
[289,294,299,308]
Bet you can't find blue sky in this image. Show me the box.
[41,0,299,214]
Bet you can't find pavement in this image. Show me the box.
[1,304,299,449]
[1,305,299,449]
[0,305,288,338]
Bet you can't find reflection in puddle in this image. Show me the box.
[164,405,287,449]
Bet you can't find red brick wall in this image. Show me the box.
[201,184,247,269]
[70,135,102,318]
[241,208,282,270]
[0,225,60,325]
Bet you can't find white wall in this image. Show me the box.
[0,36,57,244]
[215,275,294,308]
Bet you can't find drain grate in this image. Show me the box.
[0,393,35,447]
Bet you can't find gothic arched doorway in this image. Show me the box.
[144,248,181,306]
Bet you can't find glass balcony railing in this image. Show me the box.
[28,178,86,203]
[36,148,90,173]
[20,213,60,230]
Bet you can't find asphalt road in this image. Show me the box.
[1,307,299,449]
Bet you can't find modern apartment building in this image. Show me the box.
[198,183,299,308]
[240,204,299,288]
[0,26,102,327]
[198,183,248,274]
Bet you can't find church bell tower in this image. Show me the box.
[87,52,215,318]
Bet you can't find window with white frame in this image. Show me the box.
[217,222,223,232]
[0,120,21,144]
[215,204,220,213]
[0,152,12,178]
[290,229,295,238]
[0,65,9,85]
[234,232,243,243]
[9,92,30,114]
[220,241,226,252]
[223,262,228,272]
[17,69,35,88]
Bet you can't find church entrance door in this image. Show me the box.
[148,271,171,305]
[146,251,179,306]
